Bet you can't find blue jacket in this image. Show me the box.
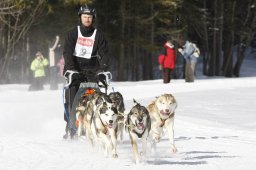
[182,41,197,62]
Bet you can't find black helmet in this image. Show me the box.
[78,4,96,18]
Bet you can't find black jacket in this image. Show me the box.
[63,25,109,73]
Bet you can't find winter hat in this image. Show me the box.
[36,51,42,56]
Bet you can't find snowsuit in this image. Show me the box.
[158,43,176,83]
[30,58,49,90]
[63,24,109,137]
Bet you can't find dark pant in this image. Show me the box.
[185,60,196,82]
[64,85,79,121]
[173,65,184,79]
[29,77,44,91]
[64,85,79,135]
[163,68,173,83]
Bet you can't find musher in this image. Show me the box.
[62,4,109,139]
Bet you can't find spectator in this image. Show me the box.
[57,56,65,76]
[29,51,49,90]
[178,40,200,82]
[158,40,176,83]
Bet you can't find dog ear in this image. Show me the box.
[103,101,107,107]
[133,99,140,106]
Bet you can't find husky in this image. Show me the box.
[75,94,91,137]
[90,94,119,158]
[147,93,177,154]
[125,99,151,164]
[82,91,108,144]
[108,92,125,113]
[75,88,98,137]
[108,92,125,141]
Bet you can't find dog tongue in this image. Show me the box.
[160,110,169,115]
[138,123,145,130]
[108,124,113,128]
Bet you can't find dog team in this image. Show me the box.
[74,89,178,164]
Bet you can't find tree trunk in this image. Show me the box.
[215,0,223,76]
[117,0,126,81]
[233,44,246,77]
[202,0,210,76]
[233,1,256,77]
[222,1,236,77]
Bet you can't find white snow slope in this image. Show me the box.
[0,57,256,170]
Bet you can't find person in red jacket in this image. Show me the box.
[158,40,176,83]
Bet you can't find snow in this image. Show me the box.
[1,57,256,170]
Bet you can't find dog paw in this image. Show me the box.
[112,154,118,158]
[135,159,140,164]
[140,151,146,156]
[171,147,177,153]
[153,136,160,143]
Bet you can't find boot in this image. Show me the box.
[63,123,69,139]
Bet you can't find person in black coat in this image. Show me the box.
[62,4,109,139]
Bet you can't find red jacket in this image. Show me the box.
[158,43,176,69]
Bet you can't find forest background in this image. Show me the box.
[0,0,255,83]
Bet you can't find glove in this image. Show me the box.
[64,70,79,88]
[98,73,107,88]
[97,71,112,88]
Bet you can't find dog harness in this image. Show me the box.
[132,128,146,138]
[93,113,108,135]
[159,113,175,127]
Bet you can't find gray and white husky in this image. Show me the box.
[125,99,151,164]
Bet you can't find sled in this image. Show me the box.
[63,70,112,137]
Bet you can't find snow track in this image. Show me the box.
[0,78,256,170]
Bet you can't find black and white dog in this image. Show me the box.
[125,99,151,164]
[89,93,120,158]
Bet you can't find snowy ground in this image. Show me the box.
[0,57,256,170]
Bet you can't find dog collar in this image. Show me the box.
[132,128,146,138]
[160,113,175,127]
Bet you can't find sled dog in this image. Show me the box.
[125,99,151,164]
[108,92,125,141]
[75,93,92,137]
[75,88,98,137]
[90,94,119,158]
[147,93,177,153]
[82,91,108,144]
